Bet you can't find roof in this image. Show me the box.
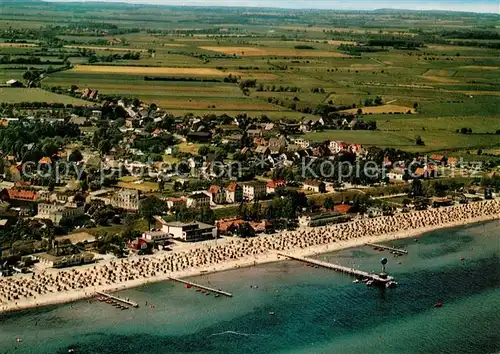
[266,180,285,188]
[208,185,222,194]
[334,204,351,214]
[189,193,209,200]
[8,189,37,201]
[226,182,240,192]
[303,179,324,187]
[217,218,245,232]
[39,157,52,164]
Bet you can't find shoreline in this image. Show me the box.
[1,209,499,314]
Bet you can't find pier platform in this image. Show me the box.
[96,291,139,308]
[277,253,394,284]
[168,277,233,297]
[366,243,408,255]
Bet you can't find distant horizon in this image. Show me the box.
[44,0,500,14]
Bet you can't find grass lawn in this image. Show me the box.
[0,88,94,105]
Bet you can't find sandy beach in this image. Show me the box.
[1,200,500,313]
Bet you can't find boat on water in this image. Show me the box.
[366,280,374,286]
[352,279,360,284]
[386,281,398,288]
[434,301,443,308]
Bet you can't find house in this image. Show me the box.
[334,204,351,215]
[165,197,186,210]
[142,230,169,242]
[247,129,262,138]
[207,185,226,205]
[216,218,245,235]
[414,165,438,179]
[293,138,310,149]
[36,202,84,225]
[255,145,270,155]
[248,220,272,234]
[187,192,211,208]
[161,221,217,242]
[387,168,406,181]
[69,115,88,126]
[447,157,458,167]
[7,188,37,202]
[349,144,364,156]
[298,211,348,227]
[268,136,287,155]
[241,181,267,201]
[329,141,348,154]
[187,132,212,142]
[125,118,140,128]
[111,189,140,211]
[6,79,24,88]
[128,237,149,250]
[302,179,326,193]
[226,182,243,204]
[266,180,286,194]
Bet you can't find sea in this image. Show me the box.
[0,221,499,354]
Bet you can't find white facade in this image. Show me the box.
[111,189,140,211]
[161,222,217,242]
[36,203,84,225]
[241,182,267,201]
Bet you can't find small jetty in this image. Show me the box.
[366,243,408,255]
[96,291,139,308]
[277,253,395,285]
[168,277,232,297]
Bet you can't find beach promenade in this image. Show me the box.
[1,200,500,313]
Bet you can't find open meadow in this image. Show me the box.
[0,2,499,155]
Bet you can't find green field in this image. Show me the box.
[0,2,499,155]
[0,87,94,105]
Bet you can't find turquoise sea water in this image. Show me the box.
[0,221,499,354]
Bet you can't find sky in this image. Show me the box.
[49,0,500,14]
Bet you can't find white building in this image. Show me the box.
[111,189,140,211]
[36,203,84,225]
[241,181,267,201]
[161,221,217,242]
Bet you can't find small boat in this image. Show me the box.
[366,280,374,286]
[434,301,443,308]
[205,292,210,296]
[386,281,398,288]
[269,312,275,316]
[352,279,360,284]
[215,294,220,298]
[186,283,192,289]
[16,338,22,343]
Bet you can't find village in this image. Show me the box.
[0,85,494,277]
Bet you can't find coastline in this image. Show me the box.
[1,210,499,314]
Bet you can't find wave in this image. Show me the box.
[210,330,267,337]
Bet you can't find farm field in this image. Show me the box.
[0,2,499,157]
[0,88,94,105]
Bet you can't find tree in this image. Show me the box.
[68,149,83,162]
[415,135,425,146]
[139,196,165,231]
[324,197,334,210]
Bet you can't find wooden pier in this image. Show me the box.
[366,243,408,255]
[168,277,233,297]
[277,253,394,284]
[96,291,139,308]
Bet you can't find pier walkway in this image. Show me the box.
[168,277,233,297]
[277,253,393,283]
[96,291,139,308]
[366,243,408,255]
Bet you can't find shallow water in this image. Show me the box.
[1,221,499,354]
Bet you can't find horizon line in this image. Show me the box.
[41,1,500,15]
